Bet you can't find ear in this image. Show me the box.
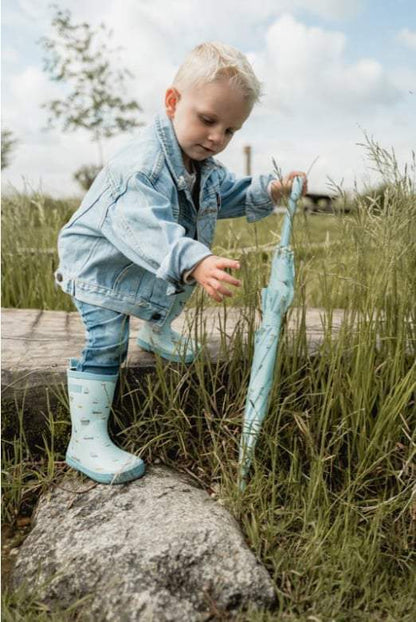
[165,87,180,118]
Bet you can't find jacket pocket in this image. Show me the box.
[112,263,146,298]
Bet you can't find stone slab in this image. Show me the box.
[11,466,276,620]
[1,307,343,399]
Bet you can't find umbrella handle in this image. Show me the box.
[280,176,304,248]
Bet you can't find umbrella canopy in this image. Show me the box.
[239,176,304,489]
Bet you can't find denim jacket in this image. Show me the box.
[55,112,275,325]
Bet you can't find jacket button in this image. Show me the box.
[151,312,162,321]
[56,272,63,282]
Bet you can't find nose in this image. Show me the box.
[207,129,225,148]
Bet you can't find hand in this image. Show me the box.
[270,171,308,204]
[190,255,241,302]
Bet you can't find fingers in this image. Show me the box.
[190,255,242,303]
[205,257,241,302]
[213,268,241,287]
[207,268,241,302]
[285,172,308,196]
[271,173,308,202]
[207,282,233,302]
[213,258,240,271]
[286,170,307,179]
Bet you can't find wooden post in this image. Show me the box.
[244,145,252,176]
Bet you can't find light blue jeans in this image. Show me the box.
[73,299,130,375]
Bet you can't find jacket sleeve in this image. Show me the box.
[101,172,212,293]
[216,165,275,222]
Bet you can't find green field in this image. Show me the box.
[2,145,416,620]
[0,191,388,311]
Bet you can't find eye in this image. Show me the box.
[226,128,234,136]
[200,115,214,125]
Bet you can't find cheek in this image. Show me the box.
[192,118,204,131]
[190,123,205,140]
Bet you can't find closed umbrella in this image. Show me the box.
[239,176,304,489]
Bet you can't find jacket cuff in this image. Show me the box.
[182,257,208,284]
[156,238,212,294]
[246,174,275,223]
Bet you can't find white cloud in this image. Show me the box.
[389,65,416,96]
[100,0,363,56]
[2,46,20,64]
[397,27,416,50]
[293,0,364,20]
[4,66,60,134]
[251,14,400,115]
[1,1,414,196]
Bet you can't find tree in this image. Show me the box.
[39,6,143,166]
[73,163,102,191]
[1,128,18,170]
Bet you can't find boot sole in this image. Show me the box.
[136,337,197,364]
[66,456,146,485]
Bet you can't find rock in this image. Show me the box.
[12,466,275,620]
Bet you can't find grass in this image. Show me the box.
[2,139,416,620]
[2,182,352,311]
[1,191,78,311]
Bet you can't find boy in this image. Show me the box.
[55,42,307,485]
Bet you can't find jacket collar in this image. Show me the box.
[154,112,216,190]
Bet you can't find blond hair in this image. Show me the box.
[173,42,263,106]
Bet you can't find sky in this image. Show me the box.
[2,0,416,196]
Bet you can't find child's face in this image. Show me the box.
[165,79,252,171]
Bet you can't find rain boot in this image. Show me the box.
[66,365,145,484]
[136,288,201,363]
